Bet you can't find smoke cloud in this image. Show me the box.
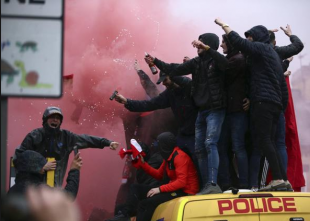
[6,0,310,219]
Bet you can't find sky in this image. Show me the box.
[5,0,310,220]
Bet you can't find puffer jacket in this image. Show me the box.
[15,127,112,186]
[228,25,288,110]
[154,33,227,111]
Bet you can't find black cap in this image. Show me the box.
[156,71,168,85]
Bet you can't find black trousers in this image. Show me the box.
[251,101,287,181]
[121,183,187,221]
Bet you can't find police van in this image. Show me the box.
[151,191,310,221]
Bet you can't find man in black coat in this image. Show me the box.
[248,25,304,190]
[114,70,198,158]
[215,18,289,191]
[145,33,227,194]
[270,26,304,174]
[192,34,250,190]
[14,106,119,187]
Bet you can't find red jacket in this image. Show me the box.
[141,147,199,195]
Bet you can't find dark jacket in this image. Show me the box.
[15,127,112,186]
[225,52,247,113]
[125,77,197,136]
[274,35,304,60]
[229,26,288,110]
[211,34,247,113]
[141,147,199,195]
[154,33,227,110]
[8,169,80,200]
[136,152,163,187]
[8,150,80,200]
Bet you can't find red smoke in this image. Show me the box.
[6,0,202,220]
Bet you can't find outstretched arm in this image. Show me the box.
[145,54,195,77]
[68,130,117,151]
[215,18,264,56]
[275,25,304,59]
[192,39,229,71]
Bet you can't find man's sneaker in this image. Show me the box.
[258,180,287,192]
[105,211,130,221]
[285,180,294,192]
[196,183,222,195]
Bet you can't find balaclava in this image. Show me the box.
[157,132,176,160]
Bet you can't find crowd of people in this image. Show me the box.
[2,18,304,221]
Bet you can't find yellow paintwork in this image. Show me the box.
[46,157,55,187]
[151,192,310,221]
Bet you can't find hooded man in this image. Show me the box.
[14,106,119,187]
[215,18,289,191]
[192,34,250,190]
[8,150,82,199]
[145,33,227,194]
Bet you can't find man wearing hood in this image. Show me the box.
[110,132,198,221]
[214,18,289,191]
[8,150,82,199]
[145,33,227,194]
[14,106,119,187]
[3,150,82,221]
[193,34,250,190]
[249,26,304,191]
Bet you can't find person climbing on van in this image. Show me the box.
[107,132,199,221]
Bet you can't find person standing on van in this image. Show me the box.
[249,27,303,190]
[114,132,199,221]
[214,18,289,191]
[145,33,227,194]
[190,35,250,190]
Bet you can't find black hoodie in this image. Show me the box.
[154,33,227,110]
[8,150,80,199]
[228,25,288,110]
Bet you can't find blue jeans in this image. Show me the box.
[275,111,288,173]
[195,108,225,187]
[218,112,249,188]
